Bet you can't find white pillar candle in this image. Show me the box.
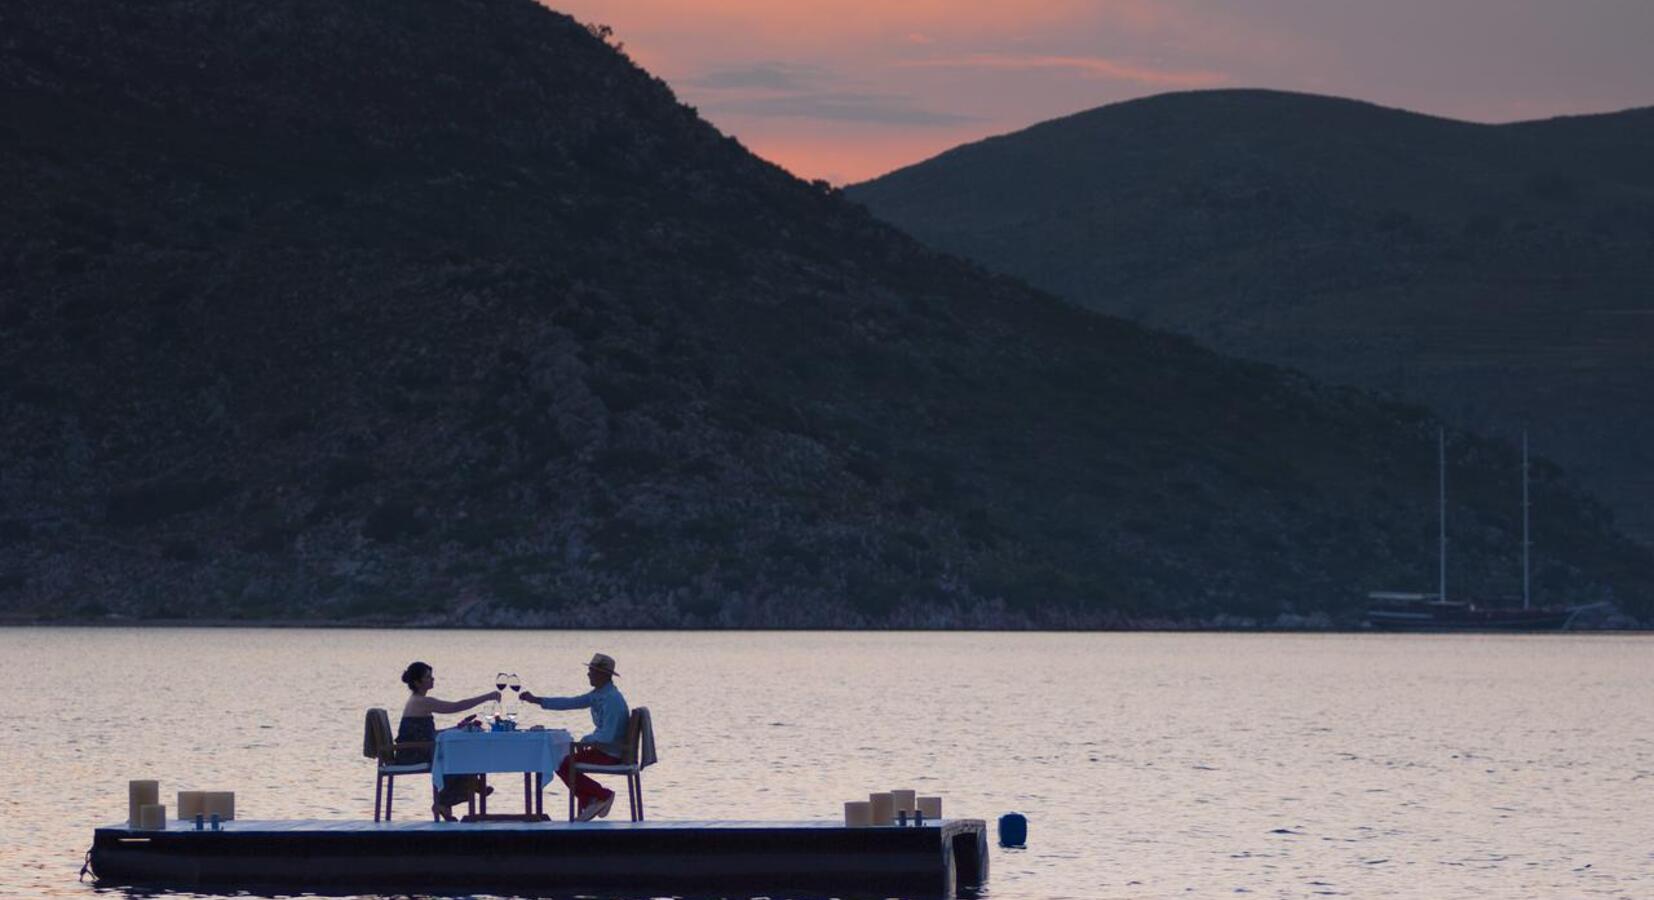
[891,789,917,814]
[203,791,236,821]
[917,796,943,819]
[128,780,159,828]
[138,803,167,830]
[843,801,873,827]
[176,791,206,820]
[868,792,895,826]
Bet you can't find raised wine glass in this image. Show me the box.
[494,672,508,723]
[507,673,522,722]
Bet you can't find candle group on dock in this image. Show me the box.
[843,789,942,826]
[129,780,235,830]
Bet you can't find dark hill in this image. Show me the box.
[849,89,1654,545]
[1,9,1647,626]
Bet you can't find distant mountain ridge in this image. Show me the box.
[849,88,1654,545]
[2,10,1648,626]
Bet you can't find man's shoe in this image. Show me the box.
[576,794,614,822]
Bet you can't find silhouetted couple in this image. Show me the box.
[395,652,630,822]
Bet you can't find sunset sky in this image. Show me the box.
[549,0,1654,184]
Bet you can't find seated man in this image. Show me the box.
[521,652,628,821]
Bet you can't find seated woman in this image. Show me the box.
[397,661,500,821]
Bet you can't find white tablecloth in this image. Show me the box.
[431,729,571,790]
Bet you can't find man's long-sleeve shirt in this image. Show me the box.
[534,682,629,757]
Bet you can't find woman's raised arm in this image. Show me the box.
[408,690,500,716]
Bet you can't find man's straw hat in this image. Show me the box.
[586,652,618,677]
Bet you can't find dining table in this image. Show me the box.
[431,727,572,821]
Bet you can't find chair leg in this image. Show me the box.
[385,775,394,821]
[634,773,644,821]
[374,773,384,822]
[568,772,576,821]
[432,784,440,822]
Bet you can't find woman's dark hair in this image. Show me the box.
[401,661,432,691]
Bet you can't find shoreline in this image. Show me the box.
[1,616,1648,634]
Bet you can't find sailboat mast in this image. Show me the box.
[1439,427,1447,604]
[1523,431,1531,611]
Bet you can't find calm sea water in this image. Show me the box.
[1,628,1650,899]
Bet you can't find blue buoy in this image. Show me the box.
[997,812,1027,847]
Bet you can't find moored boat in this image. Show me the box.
[1364,430,1594,632]
[1365,592,1578,631]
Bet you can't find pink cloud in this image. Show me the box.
[548,1,1138,53]
[899,54,1229,88]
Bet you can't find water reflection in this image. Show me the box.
[6,629,1653,899]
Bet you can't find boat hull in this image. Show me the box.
[1366,605,1574,632]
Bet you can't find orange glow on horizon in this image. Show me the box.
[729,126,992,186]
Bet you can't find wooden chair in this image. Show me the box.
[362,708,472,821]
[567,707,657,822]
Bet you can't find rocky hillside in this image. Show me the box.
[1,5,1648,626]
[849,89,1654,545]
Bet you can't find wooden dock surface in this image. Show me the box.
[91,817,989,898]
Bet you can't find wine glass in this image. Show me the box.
[507,673,522,722]
[494,672,508,722]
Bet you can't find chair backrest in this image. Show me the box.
[627,707,657,770]
[363,708,394,763]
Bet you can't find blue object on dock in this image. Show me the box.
[997,813,1027,847]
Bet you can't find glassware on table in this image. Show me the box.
[507,673,522,722]
[494,672,508,721]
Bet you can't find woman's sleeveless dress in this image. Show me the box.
[394,714,437,765]
[395,713,475,807]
